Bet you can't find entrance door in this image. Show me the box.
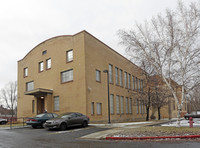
[37,98,45,114]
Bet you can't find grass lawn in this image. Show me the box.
[109,126,200,137]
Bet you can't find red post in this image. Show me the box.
[188,117,194,128]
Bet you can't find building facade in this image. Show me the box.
[18,30,180,123]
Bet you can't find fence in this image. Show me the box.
[0,116,29,129]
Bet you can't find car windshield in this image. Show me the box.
[35,114,45,118]
[57,113,72,119]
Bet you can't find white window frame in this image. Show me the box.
[66,50,73,62]
[97,102,102,115]
[61,69,73,83]
[24,67,28,77]
[54,96,60,111]
[110,94,114,114]
[46,58,51,69]
[116,95,120,114]
[115,67,119,85]
[39,61,44,72]
[132,76,135,90]
[91,102,94,115]
[129,98,132,114]
[136,99,139,114]
[119,69,123,86]
[124,72,127,88]
[125,97,128,114]
[96,70,101,82]
[26,81,34,91]
[128,74,131,89]
[120,96,124,114]
[109,64,113,83]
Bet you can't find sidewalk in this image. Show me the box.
[82,119,200,140]
[81,120,172,140]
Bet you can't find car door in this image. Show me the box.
[75,113,84,125]
[69,113,78,126]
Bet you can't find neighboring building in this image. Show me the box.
[0,105,16,117]
[18,30,148,123]
[149,75,187,120]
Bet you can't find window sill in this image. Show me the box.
[61,80,73,84]
[66,60,73,63]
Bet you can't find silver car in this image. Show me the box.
[45,112,90,130]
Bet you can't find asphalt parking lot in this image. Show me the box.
[0,126,110,148]
[1,123,200,148]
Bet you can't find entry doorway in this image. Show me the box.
[37,97,45,114]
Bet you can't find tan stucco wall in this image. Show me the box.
[18,33,87,118]
[84,32,146,123]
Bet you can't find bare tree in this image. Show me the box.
[138,61,156,121]
[118,1,200,127]
[188,86,200,112]
[151,86,171,120]
[0,81,17,118]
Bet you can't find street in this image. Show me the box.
[1,125,200,148]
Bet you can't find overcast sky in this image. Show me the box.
[0,0,198,90]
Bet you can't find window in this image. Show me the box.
[110,94,114,114]
[39,61,44,72]
[115,67,119,85]
[138,79,140,91]
[132,76,135,90]
[66,50,73,62]
[61,69,73,83]
[119,69,123,86]
[125,97,128,114]
[46,58,51,69]
[26,81,34,91]
[54,96,59,111]
[24,67,28,77]
[42,50,47,55]
[141,80,143,92]
[120,96,124,114]
[142,100,144,114]
[129,98,132,113]
[135,77,138,91]
[32,100,35,113]
[96,70,101,82]
[136,99,139,114]
[91,102,94,115]
[140,100,142,114]
[116,95,120,114]
[97,103,102,115]
[109,64,113,83]
[128,74,131,89]
[124,72,127,88]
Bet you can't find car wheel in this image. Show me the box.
[32,125,37,128]
[42,122,45,128]
[60,123,67,131]
[82,121,88,128]
[2,121,7,125]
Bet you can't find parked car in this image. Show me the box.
[26,113,58,128]
[184,111,200,120]
[0,118,8,125]
[45,112,90,131]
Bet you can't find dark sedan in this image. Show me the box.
[0,118,8,125]
[184,111,200,120]
[45,112,89,130]
[26,113,58,128]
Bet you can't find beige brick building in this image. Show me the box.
[18,30,179,123]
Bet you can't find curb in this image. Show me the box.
[106,135,200,140]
